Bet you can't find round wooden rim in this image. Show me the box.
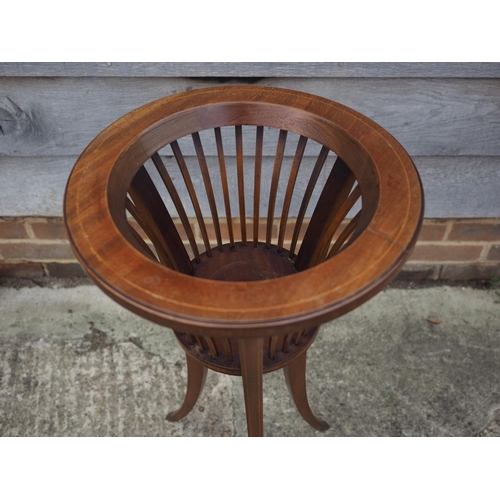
[64,86,424,336]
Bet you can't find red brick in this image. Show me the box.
[202,219,227,241]
[0,262,45,278]
[30,219,67,240]
[128,219,149,241]
[448,222,500,242]
[282,218,349,242]
[333,221,349,240]
[127,218,187,243]
[282,218,310,241]
[487,245,500,261]
[204,218,277,243]
[418,222,448,241]
[0,219,29,239]
[410,244,483,262]
[174,220,191,236]
[282,240,302,254]
[0,242,74,260]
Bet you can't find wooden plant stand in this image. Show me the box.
[64,86,424,436]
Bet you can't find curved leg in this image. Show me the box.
[283,349,330,431]
[238,338,264,437]
[166,352,207,422]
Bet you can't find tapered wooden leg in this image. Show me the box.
[283,349,330,431]
[166,352,208,422]
[238,337,264,437]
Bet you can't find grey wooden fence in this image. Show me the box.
[0,62,499,218]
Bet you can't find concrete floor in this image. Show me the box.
[1,278,499,437]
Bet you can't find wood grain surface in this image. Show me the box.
[1,62,499,78]
[1,155,498,217]
[1,72,498,219]
[1,77,499,157]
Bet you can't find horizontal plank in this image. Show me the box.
[417,157,500,219]
[1,62,500,78]
[1,77,500,157]
[1,156,499,218]
[0,155,332,218]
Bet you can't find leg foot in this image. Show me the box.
[283,350,329,431]
[238,338,264,437]
[166,353,207,422]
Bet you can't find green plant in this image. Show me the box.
[489,276,500,303]
[489,275,500,290]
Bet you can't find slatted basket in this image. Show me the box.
[64,86,424,435]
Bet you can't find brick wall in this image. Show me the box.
[1,217,499,281]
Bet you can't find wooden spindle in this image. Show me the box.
[192,132,223,251]
[326,210,362,259]
[266,129,288,249]
[220,338,233,362]
[151,152,200,262]
[126,191,174,268]
[194,335,207,352]
[125,209,159,262]
[277,135,308,252]
[292,330,305,346]
[294,157,356,271]
[128,166,192,273]
[205,336,219,359]
[282,333,293,353]
[214,127,235,248]
[269,335,278,360]
[253,126,264,247]
[289,146,330,257]
[170,141,212,256]
[235,125,247,245]
[312,184,361,266]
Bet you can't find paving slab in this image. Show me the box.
[1,280,499,436]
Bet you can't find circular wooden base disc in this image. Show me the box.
[193,242,297,282]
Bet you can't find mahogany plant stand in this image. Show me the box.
[64,86,424,436]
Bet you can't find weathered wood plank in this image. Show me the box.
[1,156,500,218]
[1,62,500,78]
[0,156,74,217]
[417,157,500,219]
[1,77,499,157]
